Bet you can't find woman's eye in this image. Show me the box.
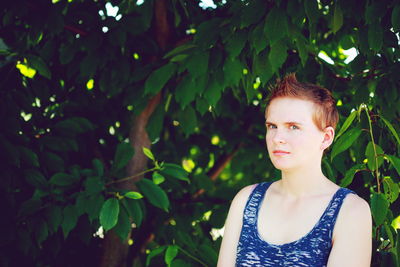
[289,125,299,130]
[266,124,276,129]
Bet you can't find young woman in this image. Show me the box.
[217,74,372,266]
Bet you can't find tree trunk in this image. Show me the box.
[99,0,170,266]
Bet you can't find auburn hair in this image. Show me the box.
[266,73,339,131]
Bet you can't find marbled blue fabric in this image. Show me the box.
[236,182,354,267]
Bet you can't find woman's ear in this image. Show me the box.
[321,126,335,150]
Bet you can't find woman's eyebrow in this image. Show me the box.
[265,121,303,125]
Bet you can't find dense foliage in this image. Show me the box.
[1,0,399,266]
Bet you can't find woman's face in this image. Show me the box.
[265,97,329,172]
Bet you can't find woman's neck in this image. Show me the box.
[278,164,332,197]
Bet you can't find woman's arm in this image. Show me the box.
[327,194,372,267]
[217,185,255,267]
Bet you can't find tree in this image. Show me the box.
[0,0,399,266]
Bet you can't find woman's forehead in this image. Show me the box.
[265,97,315,122]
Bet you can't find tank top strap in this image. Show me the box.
[242,182,273,226]
[321,187,355,234]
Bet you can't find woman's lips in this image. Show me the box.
[273,150,290,156]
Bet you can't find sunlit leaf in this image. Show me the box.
[124,191,143,199]
[165,245,179,265]
[142,147,155,161]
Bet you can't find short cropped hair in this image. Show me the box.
[266,73,339,131]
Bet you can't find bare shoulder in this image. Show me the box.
[328,192,372,266]
[233,184,257,203]
[340,193,371,221]
[333,191,372,240]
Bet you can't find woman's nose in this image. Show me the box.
[272,130,286,144]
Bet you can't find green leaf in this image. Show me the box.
[304,0,319,24]
[335,110,357,141]
[223,57,243,86]
[371,193,389,225]
[142,147,155,161]
[198,244,218,266]
[54,117,94,135]
[84,176,104,195]
[170,259,190,267]
[268,40,287,72]
[49,172,79,186]
[137,179,169,212]
[24,169,48,189]
[80,53,99,78]
[386,155,400,176]
[61,205,78,238]
[163,44,196,59]
[204,77,223,107]
[368,23,383,53]
[146,104,165,142]
[392,5,400,32]
[383,177,399,204]
[44,205,62,234]
[124,191,143,199]
[165,245,179,266]
[92,158,104,177]
[264,7,288,45]
[178,105,197,136]
[113,207,131,241]
[175,75,203,109]
[186,50,209,77]
[43,151,65,173]
[332,3,343,33]
[225,30,247,58]
[146,246,167,266]
[340,164,365,187]
[18,146,39,167]
[144,63,177,95]
[295,36,308,66]
[86,194,105,222]
[100,198,120,231]
[161,163,189,182]
[365,142,384,171]
[26,54,51,79]
[240,0,267,28]
[152,172,165,185]
[250,23,268,54]
[194,18,222,49]
[123,198,143,227]
[380,116,400,146]
[34,218,48,245]
[113,142,135,171]
[331,127,362,160]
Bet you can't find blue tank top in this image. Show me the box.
[236,182,354,267]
